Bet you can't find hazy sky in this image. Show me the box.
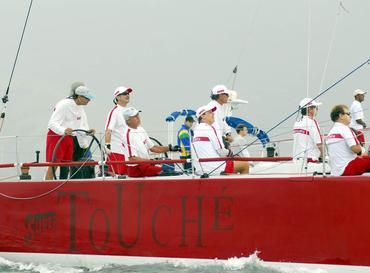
[0,0,369,167]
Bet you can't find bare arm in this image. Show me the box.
[105,129,112,144]
[129,156,149,161]
[356,118,367,128]
[317,143,324,158]
[150,145,170,154]
[351,144,365,155]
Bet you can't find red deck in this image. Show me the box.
[0,175,369,266]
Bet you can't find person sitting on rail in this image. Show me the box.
[122,107,181,177]
[45,83,95,180]
[292,98,323,162]
[327,104,370,176]
[192,104,249,176]
[230,124,251,157]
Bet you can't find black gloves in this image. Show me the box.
[168,144,181,152]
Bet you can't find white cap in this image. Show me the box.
[75,86,95,100]
[113,86,133,98]
[196,104,217,118]
[122,107,141,121]
[353,89,367,96]
[211,84,231,95]
[299,98,322,108]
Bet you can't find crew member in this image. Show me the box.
[207,84,233,147]
[104,86,133,175]
[230,124,251,158]
[122,107,181,177]
[327,104,370,176]
[177,115,194,171]
[350,89,367,145]
[45,84,95,180]
[293,98,323,162]
[192,104,249,175]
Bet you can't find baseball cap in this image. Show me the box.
[113,86,133,98]
[122,107,141,121]
[196,104,216,118]
[299,98,322,108]
[70,81,85,94]
[353,89,367,96]
[211,84,231,95]
[75,86,95,100]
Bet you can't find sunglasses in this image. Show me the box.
[343,112,351,116]
[120,92,130,96]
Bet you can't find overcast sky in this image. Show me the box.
[0,0,369,167]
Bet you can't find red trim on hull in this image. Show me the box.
[0,176,369,266]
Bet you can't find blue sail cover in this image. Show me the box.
[226,116,270,147]
[165,109,196,122]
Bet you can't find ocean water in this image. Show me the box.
[0,254,327,273]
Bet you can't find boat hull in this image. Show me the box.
[0,176,370,268]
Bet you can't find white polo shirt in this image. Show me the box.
[349,100,364,130]
[192,123,227,175]
[326,122,359,176]
[207,100,232,140]
[123,126,154,165]
[48,98,90,147]
[292,116,322,160]
[230,134,250,157]
[105,105,127,154]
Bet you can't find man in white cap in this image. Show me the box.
[45,83,95,180]
[207,84,233,146]
[350,89,367,145]
[104,86,133,175]
[292,98,323,162]
[327,104,370,176]
[192,104,249,175]
[122,107,181,177]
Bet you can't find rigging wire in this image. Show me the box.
[0,0,34,133]
[225,0,261,89]
[318,1,348,92]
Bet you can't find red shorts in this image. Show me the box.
[223,160,234,174]
[342,156,370,176]
[46,130,74,162]
[107,152,127,175]
[127,164,162,177]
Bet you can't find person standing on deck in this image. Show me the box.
[45,84,95,180]
[177,115,194,171]
[293,98,323,162]
[192,104,249,175]
[327,104,370,176]
[104,86,133,175]
[350,89,367,146]
[122,107,181,177]
[207,84,233,148]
